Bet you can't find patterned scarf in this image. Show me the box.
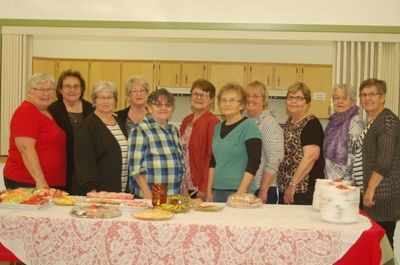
[323,106,359,165]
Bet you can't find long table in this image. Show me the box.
[0,203,385,265]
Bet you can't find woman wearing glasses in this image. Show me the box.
[116,76,150,134]
[277,82,325,205]
[357,78,400,248]
[128,88,184,199]
[206,83,262,202]
[74,81,128,195]
[48,69,93,193]
[180,79,220,201]
[4,73,66,189]
[323,84,365,184]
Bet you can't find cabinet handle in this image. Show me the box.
[277,77,280,88]
[175,74,178,84]
[267,77,270,86]
[185,74,188,84]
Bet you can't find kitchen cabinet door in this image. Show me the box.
[248,63,274,88]
[300,65,332,119]
[156,62,181,87]
[89,61,122,109]
[121,61,155,108]
[181,62,207,87]
[274,64,299,90]
[207,62,247,114]
[57,60,90,101]
[32,58,57,79]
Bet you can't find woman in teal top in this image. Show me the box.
[206,83,262,202]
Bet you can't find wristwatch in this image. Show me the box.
[289,182,296,187]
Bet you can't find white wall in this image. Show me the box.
[1,0,400,26]
[32,36,333,64]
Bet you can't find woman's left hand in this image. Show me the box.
[284,185,296,204]
[363,187,376,207]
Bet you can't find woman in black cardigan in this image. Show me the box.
[48,70,93,193]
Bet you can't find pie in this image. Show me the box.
[227,193,263,208]
[193,203,224,212]
[70,205,121,218]
[132,208,174,220]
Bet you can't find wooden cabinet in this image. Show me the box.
[274,64,299,90]
[207,62,247,114]
[247,63,274,89]
[300,65,332,119]
[181,62,207,87]
[88,61,122,109]
[32,58,57,79]
[156,61,206,88]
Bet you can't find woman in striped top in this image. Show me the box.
[245,81,284,204]
[73,81,128,195]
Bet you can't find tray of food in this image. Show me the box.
[192,203,224,212]
[226,193,263,208]
[80,198,150,211]
[70,205,121,219]
[0,188,52,210]
[54,196,79,206]
[132,208,174,221]
[86,191,134,200]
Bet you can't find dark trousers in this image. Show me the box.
[255,186,279,204]
[376,221,396,249]
[278,188,314,205]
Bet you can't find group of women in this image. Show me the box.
[3,71,399,247]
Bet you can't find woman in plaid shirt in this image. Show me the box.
[127,88,184,199]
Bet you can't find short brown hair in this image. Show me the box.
[147,88,175,106]
[359,78,386,95]
[287,82,311,104]
[191,79,216,99]
[56,69,86,100]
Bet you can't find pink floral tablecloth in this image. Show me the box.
[0,204,371,265]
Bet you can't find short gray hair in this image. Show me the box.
[27,73,55,92]
[125,76,150,95]
[333,84,357,100]
[91,81,118,103]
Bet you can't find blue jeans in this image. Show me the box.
[213,189,236,202]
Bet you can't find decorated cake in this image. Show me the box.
[226,193,262,208]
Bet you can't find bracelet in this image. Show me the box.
[289,182,296,187]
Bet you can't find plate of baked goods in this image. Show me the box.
[132,208,174,221]
[192,203,224,212]
[70,205,121,219]
[226,193,263,208]
[54,196,79,206]
[80,198,150,211]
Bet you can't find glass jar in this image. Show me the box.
[151,184,167,207]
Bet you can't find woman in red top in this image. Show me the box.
[180,79,220,201]
[3,73,66,189]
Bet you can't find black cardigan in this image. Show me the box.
[48,99,94,192]
[73,113,128,195]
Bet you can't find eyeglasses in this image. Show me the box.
[219,98,242,105]
[332,96,351,102]
[33,88,54,94]
[359,92,381,99]
[191,92,209,99]
[62,84,81,90]
[286,95,305,102]
[247,94,263,99]
[96,96,114,101]
[130,89,146,95]
[152,102,173,108]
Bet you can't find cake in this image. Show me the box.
[319,184,360,223]
[312,179,335,210]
